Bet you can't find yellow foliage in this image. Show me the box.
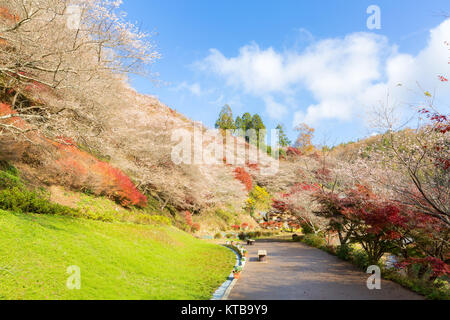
[245,186,271,213]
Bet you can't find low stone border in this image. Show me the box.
[211,244,246,300]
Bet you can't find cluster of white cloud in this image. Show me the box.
[173,81,203,96]
[197,18,450,127]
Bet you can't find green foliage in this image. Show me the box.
[0,164,73,217]
[300,223,315,235]
[243,230,280,239]
[238,232,248,240]
[0,170,22,190]
[0,161,19,177]
[235,116,244,132]
[0,162,22,190]
[351,249,370,270]
[251,114,266,133]
[278,148,287,158]
[0,163,173,227]
[241,113,253,132]
[0,187,77,216]
[233,266,243,273]
[0,210,235,300]
[276,124,291,147]
[336,244,353,261]
[215,208,235,223]
[215,104,236,130]
[302,234,326,248]
[233,112,267,145]
[250,114,266,148]
[383,269,450,300]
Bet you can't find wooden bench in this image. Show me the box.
[258,250,267,262]
[247,239,255,245]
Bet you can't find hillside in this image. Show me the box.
[0,209,234,300]
[0,1,448,302]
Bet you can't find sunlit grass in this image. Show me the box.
[0,210,234,300]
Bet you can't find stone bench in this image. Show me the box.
[258,250,267,262]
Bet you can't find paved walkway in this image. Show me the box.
[228,239,423,300]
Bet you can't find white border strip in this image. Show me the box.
[211,245,245,300]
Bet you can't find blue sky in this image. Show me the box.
[122,0,450,146]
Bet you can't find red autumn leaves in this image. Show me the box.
[53,138,147,208]
[233,167,253,191]
[184,211,200,232]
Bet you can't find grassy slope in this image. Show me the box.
[0,210,234,300]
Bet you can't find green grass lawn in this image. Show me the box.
[0,210,235,300]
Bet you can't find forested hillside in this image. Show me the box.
[0,0,448,301]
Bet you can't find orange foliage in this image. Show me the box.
[0,7,19,23]
[246,162,260,171]
[295,123,315,153]
[0,103,27,129]
[51,138,147,208]
[0,103,13,115]
[184,211,193,226]
[233,167,252,191]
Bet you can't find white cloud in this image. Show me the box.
[173,81,204,96]
[198,19,450,126]
[263,96,288,120]
[200,44,289,95]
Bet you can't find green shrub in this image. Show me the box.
[214,233,223,239]
[302,234,326,248]
[0,163,76,216]
[238,232,249,240]
[0,161,19,176]
[0,187,77,216]
[0,171,23,190]
[246,231,262,239]
[300,223,315,235]
[215,208,234,223]
[323,245,337,255]
[383,269,450,300]
[351,249,370,270]
[336,244,353,261]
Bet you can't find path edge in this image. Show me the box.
[211,245,245,300]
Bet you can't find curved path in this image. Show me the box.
[228,239,423,300]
